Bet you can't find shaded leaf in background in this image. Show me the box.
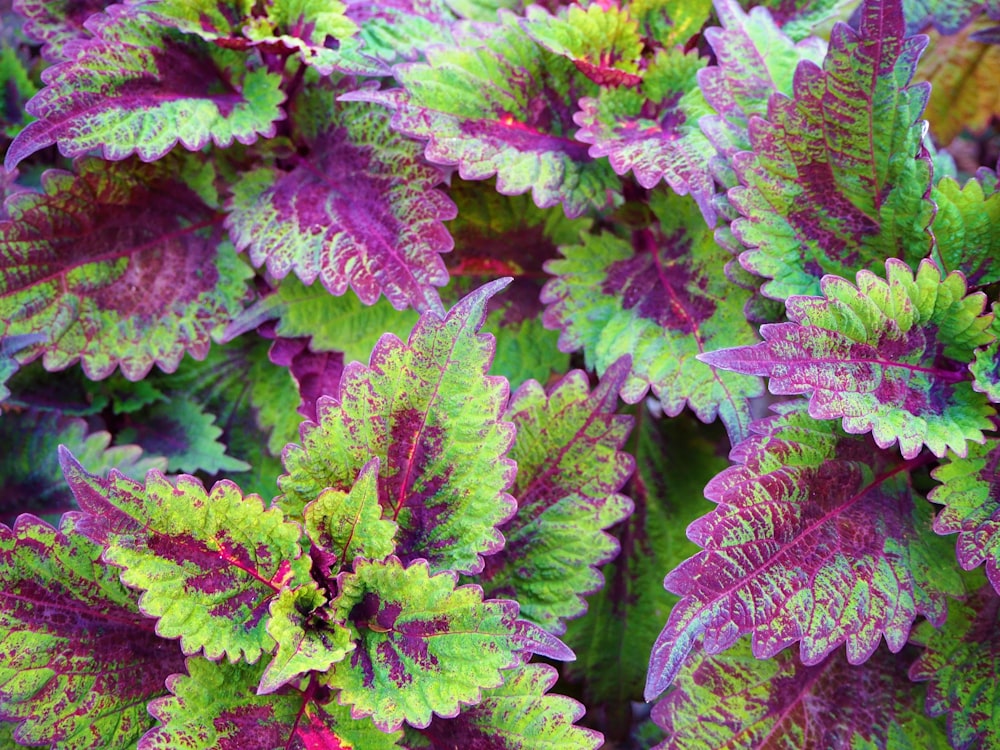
[0,333,42,401]
[654,636,949,749]
[645,400,963,699]
[63,451,311,662]
[898,0,997,34]
[415,662,602,750]
[0,409,165,527]
[0,157,252,380]
[701,259,996,459]
[971,305,1000,403]
[0,45,37,140]
[0,516,185,749]
[12,0,109,60]
[910,583,1000,750]
[543,189,763,444]
[361,11,620,218]
[279,281,516,576]
[751,0,858,41]
[562,410,726,742]
[932,169,1000,288]
[227,93,454,313]
[478,360,634,635]
[730,0,934,299]
[343,0,459,63]
[265,335,345,425]
[141,657,401,750]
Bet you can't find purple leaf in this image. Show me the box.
[728,0,935,300]
[478,359,635,635]
[226,94,455,313]
[279,280,517,576]
[700,259,996,459]
[899,0,998,34]
[267,335,346,424]
[0,157,253,380]
[343,0,459,63]
[0,515,185,748]
[5,5,285,169]
[12,0,110,61]
[62,449,312,663]
[645,400,963,700]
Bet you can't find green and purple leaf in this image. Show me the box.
[971,306,1000,404]
[226,96,455,313]
[326,556,554,732]
[0,157,253,380]
[729,0,935,299]
[0,516,185,749]
[932,170,1000,288]
[414,662,603,750]
[12,0,109,60]
[909,583,1000,749]
[141,657,402,749]
[62,450,312,662]
[478,359,634,634]
[279,280,517,576]
[543,190,763,444]
[5,6,285,169]
[358,12,620,218]
[654,637,948,748]
[343,0,460,63]
[645,400,963,699]
[701,259,996,459]
[0,333,42,401]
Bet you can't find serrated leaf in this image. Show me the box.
[701,259,996,459]
[227,95,454,312]
[0,407,165,525]
[972,305,1000,403]
[0,516,185,749]
[645,400,963,700]
[543,190,763,443]
[325,557,523,731]
[0,333,42,401]
[932,171,1000,288]
[5,6,285,169]
[343,0,459,63]
[917,17,1000,143]
[303,457,398,570]
[562,412,726,724]
[279,281,517,576]
[573,48,717,224]
[930,435,1000,593]
[478,360,634,634]
[654,637,949,749]
[141,656,402,749]
[416,662,603,749]
[360,12,620,218]
[12,0,108,60]
[62,450,311,662]
[729,0,934,299]
[266,335,346,424]
[0,157,253,380]
[259,584,354,695]
[910,584,1000,750]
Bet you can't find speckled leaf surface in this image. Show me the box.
[478,360,634,634]
[363,12,620,218]
[972,307,1000,403]
[0,408,165,526]
[62,451,311,662]
[901,0,997,33]
[325,557,525,731]
[278,281,516,576]
[0,157,253,380]
[701,259,996,459]
[5,6,285,168]
[645,400,963,700]
[932,170,1000,288]
[13,0,109,60]
[0,516,185,749]
[415,662,603,750]
[910,584,1000,750]
[542,190,763,443]
[654,637,948,749]
[930,436,1000,593]
[141,657,402,750]
[227,96,454,313]
[343,0,458,63]
[729,0,935,300]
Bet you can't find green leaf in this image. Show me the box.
[0,516,186,749]
[325,557,522,731]
[0,45,37,138]
[303,457,398,571]
[258,584,354,695]
[971,304,1000,404]
[932,171,1000,288]
[542,190,763,443]
[279,280,517,575]
[142,657,402,749]
[62,450,311,662]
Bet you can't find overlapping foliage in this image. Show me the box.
[1,0,998,747]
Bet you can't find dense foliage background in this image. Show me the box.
[0,0,999,747]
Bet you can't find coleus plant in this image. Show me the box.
[0,0,999,748]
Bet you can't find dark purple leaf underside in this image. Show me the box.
[0,516,185,749]
[267,335,346,424]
